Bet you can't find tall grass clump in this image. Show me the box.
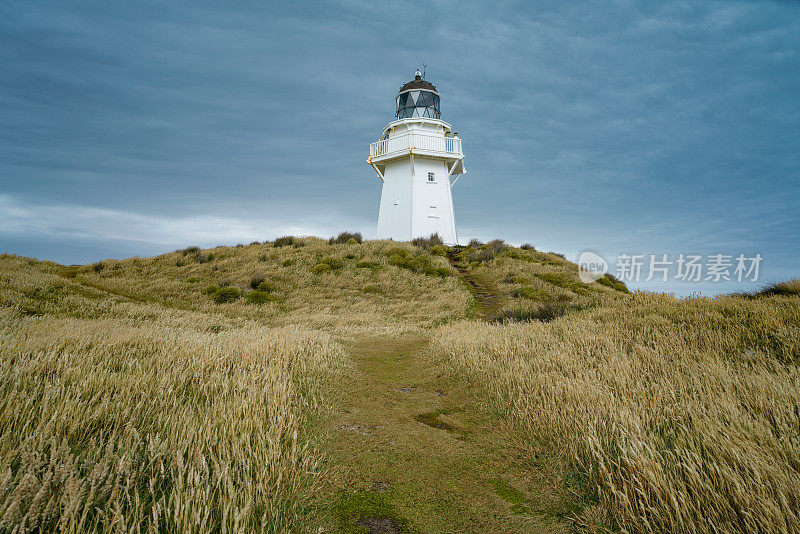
[273,236,302,247]
[436,292,800,532]
[738,278,800,299]
[0,307,344,532]
[411,233,443,250]
[385,247,450,278]
[459,239,507,264]
[329,231,363,245]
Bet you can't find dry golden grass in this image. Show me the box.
[436,290,800,532]
[0,255,346,532]
[73,239,470,336]
[2,244,798,532]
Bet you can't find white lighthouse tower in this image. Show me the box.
[368,70,465,245]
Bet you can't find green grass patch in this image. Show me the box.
[535,272,589,293]
[333,490,409,533]
[512,286,551,301]
[245,290,274,304]
[488,479,530,514]
[385,248,450,278]
[596,274,630,293]
[312,257,344,274]
[489,478,526,505]
[211,287,240,303]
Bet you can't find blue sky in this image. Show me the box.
[1,1,798,295]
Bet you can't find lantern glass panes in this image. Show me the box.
[396,90,440,119]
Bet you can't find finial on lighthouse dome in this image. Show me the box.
[415,68,422,79]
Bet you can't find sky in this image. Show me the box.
[1,0,798,296]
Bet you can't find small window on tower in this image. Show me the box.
[428,205,438,218]
[427,172,435,183]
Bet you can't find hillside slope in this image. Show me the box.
[1,239,798,533]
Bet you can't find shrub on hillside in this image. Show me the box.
[756,279,800,298]
[274,236,303,247]
[211,287,240,303]
[597,273,630,293]
[356,260,379,269]
[412,233,444,250]
[92,262,104,273]
[246,290,274,304]
[329,231,363,245]
[178,246,200,256]
[312,257,344,274]
[202,284,219,295]
[547,251,566,259]
[461,239,507,264]
[736,279,800,299]
[250,275,275,292]
[467,238,483,248]
[429,244,448,257]
[312,263,331,274]
[520,243,535,250]
[192,251,210,264]
[512,286,551,301]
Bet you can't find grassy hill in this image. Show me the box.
[0,238,798,532]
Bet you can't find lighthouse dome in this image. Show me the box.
[396,71,441,119]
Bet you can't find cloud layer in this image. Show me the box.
[1,1,798,295]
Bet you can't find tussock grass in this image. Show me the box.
[436,292,800,532]
[737,278,800,299]
[42,240,469,336]
[411,233,443,250]
[2,246,797,532]
[329,231,363,245]
[0,257,346,532]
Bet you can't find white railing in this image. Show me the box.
[370,133,461,158]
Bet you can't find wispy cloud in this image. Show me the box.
[0,194,354,248]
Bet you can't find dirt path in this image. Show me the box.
[446,250,504,321]
[315,336,571,533]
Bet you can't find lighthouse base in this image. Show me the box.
[377,157,458,245]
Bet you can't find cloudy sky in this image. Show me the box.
[1,0,798,295]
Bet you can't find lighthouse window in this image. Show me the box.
[428,205,438,218]
[427,172,435,182]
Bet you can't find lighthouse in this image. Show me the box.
[368,70,465,245]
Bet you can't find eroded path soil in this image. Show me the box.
[314,336,573,533]
[446,250,505,321]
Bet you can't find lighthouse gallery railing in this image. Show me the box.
[370,133,461,158]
